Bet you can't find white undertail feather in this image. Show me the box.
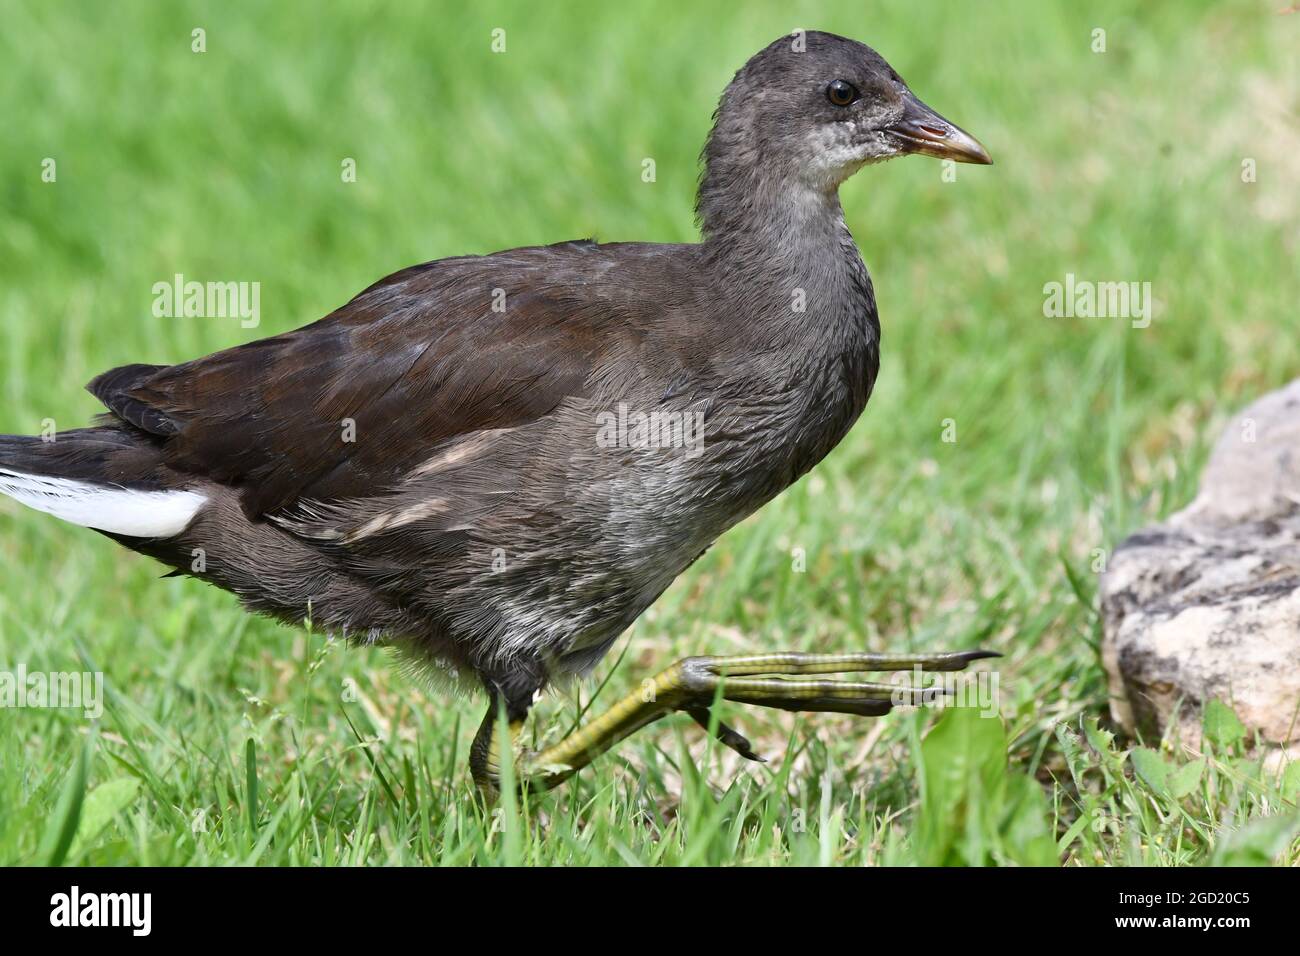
[0,468,206,537]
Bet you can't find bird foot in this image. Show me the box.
[471,649,999,794]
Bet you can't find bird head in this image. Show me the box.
[707,31,992,194]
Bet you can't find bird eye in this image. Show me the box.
[826,79,858,106]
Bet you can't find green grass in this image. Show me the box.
[1,0,1297,866]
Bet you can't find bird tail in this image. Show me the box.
[0,429,206,538]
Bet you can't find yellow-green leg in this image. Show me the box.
[470,649,997,795]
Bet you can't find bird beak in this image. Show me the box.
[885,92,993,165]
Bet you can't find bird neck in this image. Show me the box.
[696,155,859,280]
[697,176,867,328]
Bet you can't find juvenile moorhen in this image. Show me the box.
[0,31,994,793]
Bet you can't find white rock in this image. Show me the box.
[1100,379,1300,750]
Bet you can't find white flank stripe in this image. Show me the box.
[0,468,206,537]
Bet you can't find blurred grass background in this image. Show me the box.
[0,0,1297,865]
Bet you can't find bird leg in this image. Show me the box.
[469,649,998,796]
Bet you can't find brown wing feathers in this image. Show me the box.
[87,363,179,436]
[83,249,601,522]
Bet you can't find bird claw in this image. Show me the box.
[685,706,766,762]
